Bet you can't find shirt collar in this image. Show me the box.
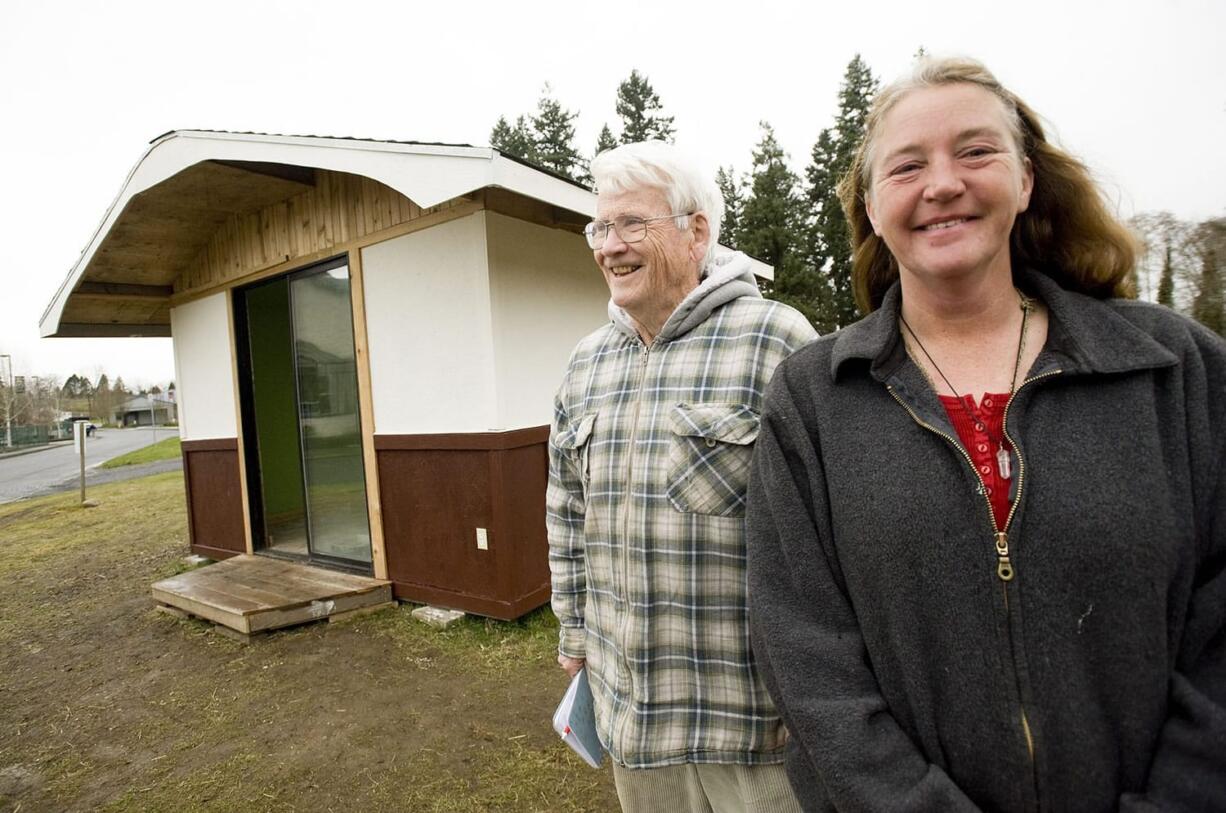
[829,268,1179,383]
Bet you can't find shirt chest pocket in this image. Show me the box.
[555,413,596,487]
[665,403,760,517]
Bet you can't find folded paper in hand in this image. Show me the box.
[552,668,603,768]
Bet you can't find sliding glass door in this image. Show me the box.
[236,257,372,570]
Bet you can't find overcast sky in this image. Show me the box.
[2,0,1222,386]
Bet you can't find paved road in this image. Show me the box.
[0,427,177,504]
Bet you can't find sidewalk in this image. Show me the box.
[0,439,74,461]
[10,457,183,503]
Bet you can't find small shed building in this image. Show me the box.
[41,130,770,620]
[114,395,178,426]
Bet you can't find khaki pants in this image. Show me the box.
[612,762,801,813]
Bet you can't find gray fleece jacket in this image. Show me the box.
[746,270,1226,812]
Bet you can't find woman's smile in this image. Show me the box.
[865,83,1032,287]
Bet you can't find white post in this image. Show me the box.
[75,420,87,504]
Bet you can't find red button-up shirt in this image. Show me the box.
[939,393,1012,530]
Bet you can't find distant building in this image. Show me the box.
[113,395,177,427]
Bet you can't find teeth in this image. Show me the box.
[609,265,640,277]
[922,218,967,231]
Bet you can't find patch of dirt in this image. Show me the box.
[0,765,42,798]
[0,474,619,812]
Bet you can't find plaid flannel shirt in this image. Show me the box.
[547,259,817,768]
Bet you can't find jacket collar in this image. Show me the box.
[830,268,1179,383]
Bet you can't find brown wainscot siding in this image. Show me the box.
[374,426,550,620]
[181,438,247,560]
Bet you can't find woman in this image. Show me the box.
[746,57,1226,811]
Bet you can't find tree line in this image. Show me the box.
[0,370,173,430]
[1129,213,1225,336]
[488,58,1225,338]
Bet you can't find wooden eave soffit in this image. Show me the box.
[73,282,176,301]
[54,161,318,337]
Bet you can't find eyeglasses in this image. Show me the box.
[583,212,695,249]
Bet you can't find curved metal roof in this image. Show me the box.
[40,130,771,338]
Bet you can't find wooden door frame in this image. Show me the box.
[229,255,388,578]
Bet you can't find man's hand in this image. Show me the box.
[558,654,585,678]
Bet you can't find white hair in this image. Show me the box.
[590,140,723,270]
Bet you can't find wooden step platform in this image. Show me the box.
[152,554,394,636]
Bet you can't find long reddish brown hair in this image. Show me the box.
[838,57,1137,312]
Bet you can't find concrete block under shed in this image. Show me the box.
[411,605,466,629]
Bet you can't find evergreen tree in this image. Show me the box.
[490,86,587,184]
[530,85,586,182]
[1191,218,1225,336]
[615,70,675,144]
[740,123,818,322]
[804,54,878,332]
[60,374,93,416]
[595,124,618,157]
[715,166,746,251]
[489,115,538,163]
[61,374,91,399]
[1157,245,1175,307]
[804,128,839,328]
[1192,246,1224,336]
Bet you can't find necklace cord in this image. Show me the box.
[900,291,1032,450]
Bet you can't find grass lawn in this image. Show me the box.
[0,473,619,812]
[100,436,182,468]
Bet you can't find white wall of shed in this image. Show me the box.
[361,213,498,434]
[169,292,238,440]
[485,212,608,430]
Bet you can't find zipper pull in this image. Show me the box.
[995,531,1014,581]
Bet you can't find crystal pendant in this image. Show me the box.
[996,444,1012,480]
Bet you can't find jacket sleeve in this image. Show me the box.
[746,367,979,811]
[1121,330,1226,810]
[546,391,588,660]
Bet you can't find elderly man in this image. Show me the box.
[546,141,816,812]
